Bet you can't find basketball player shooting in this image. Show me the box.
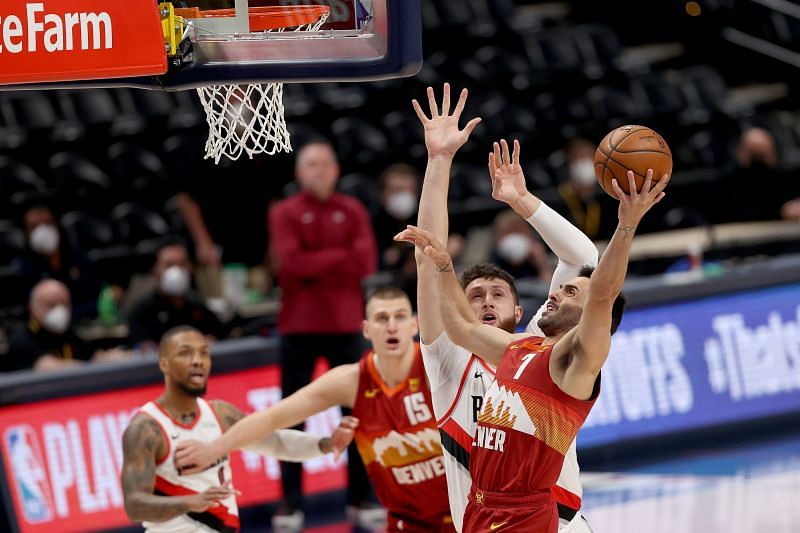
[396,167,668,532]
[173,288,456,532]
[412,84,598,532]
[121,326,354,533]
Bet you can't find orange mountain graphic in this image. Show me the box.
[357,428,442,468]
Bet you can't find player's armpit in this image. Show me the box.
[122,415,190,523]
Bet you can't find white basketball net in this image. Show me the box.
[197,12,329,163]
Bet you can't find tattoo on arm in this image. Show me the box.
[210,400,245,432]
[121,415,190,523]
[618,225,635,236]
[437,262,454,272]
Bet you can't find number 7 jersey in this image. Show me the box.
[351,344,453,532]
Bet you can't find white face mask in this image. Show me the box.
[159,266,190,297]
[29,224,60,256]
[42,305,70,334]
[385,191,417,220]
[569,159,597,186]
[497,233,532,264]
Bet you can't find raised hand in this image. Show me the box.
[412,83,482,159]
[394,225,452,271]
[611,170,670,233]
[330,416,359,461]
[174,439,222,476]
[489,139,529,206]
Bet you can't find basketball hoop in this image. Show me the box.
[189,6,330,163]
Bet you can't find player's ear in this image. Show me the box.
[514,305,524,324]
[410,315,419,337]
[361,319,371,341]
[158,356,168,373]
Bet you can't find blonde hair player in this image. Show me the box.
[121,326,354,533]
[173,288,456,532]
[411,83,599,532]
[397,164,668,532]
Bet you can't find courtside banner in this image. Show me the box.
[0,364,346,533]
[581,282,800,448]
[0,0,166,85]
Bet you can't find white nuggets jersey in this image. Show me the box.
[421,327,585,532]
[138,398,239,533]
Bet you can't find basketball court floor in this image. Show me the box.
[254,430,800,532]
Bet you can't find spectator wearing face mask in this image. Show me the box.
[372,163,420,271]
[550,139,617,240]
[4,280,95,372]
[125,239,225,350]
[17,203,101,320]
[725,126,800,223]
[489,210,554,282]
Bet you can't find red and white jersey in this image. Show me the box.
[422,330,585,531]
[138,398,239,533]
[351,345,453,532]
[470,337,598,495]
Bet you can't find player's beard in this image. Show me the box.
[178,382,207,397]
[498,315,517,334]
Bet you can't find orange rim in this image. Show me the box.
[175,5,330,32]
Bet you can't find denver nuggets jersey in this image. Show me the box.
[422,331,587,531]
[351,345,453,532]
[138,398,239,533]
[470,337,598,495]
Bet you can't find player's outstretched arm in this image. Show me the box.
[210,400,356,461]
[557,170,669,399]
[487,139,598,331]
[174,364,358,475]
[414,83,481,344]
[397,226,521,365]
[121,414,237,523]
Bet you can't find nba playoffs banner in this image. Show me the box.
[581,282,800,448]
[0,364,346,533]
[0,0,166,85]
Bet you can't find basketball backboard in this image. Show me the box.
[0,0,422,90]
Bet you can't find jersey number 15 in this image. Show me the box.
[403,392,432,425]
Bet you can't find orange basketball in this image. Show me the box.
[594,125,672,198]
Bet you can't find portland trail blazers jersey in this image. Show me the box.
[351,345,453,532]
[470,337,598,496]
[138,398,239,533]
[422,332,587,531]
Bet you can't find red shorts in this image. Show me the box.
[388,512,456,532]
[462,488,558,533]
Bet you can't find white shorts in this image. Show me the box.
[559,512,593,533]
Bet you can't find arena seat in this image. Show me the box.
[49,152,115,213]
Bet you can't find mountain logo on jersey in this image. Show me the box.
[364,388,380,399]
[360,428,442,468]
[4,425,54,523]
[408,378,421,392]
[478,384,536,437]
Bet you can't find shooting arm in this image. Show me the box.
[210,400,332,461]
[121,416,190,523]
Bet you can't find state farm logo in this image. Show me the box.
[0,2,113,54]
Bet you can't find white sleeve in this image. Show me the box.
[421,331,472,389]
[242,429,323,461]
[525,202,599,333]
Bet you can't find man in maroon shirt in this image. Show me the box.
[268,138,378,530]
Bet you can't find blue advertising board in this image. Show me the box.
[580,282,800,449]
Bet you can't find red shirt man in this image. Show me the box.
[267,139,378,528]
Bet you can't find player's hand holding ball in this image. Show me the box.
[594,125,672,198]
